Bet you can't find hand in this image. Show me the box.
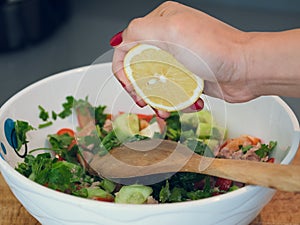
[110,1,300,117]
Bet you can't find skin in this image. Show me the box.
[111,1,300,117]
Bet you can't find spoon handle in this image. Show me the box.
[186,155,300,192]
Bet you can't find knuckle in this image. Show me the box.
[127,17,144,33]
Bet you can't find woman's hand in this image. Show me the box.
[110,1,300,117]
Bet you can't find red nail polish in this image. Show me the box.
[119,80,126,88]
[190,99,204,111]
[110,31,123,46]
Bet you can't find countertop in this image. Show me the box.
[0,146,299,225]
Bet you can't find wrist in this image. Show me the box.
[241,32,270,98]
[243,29,300,98]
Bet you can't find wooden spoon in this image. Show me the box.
[89,139,300,192]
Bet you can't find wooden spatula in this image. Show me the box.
[89,139,300,192]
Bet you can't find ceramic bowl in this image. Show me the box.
[0,63,299,225]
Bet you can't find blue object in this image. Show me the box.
[4,118,17,149]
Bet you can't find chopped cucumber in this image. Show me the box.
[113,113,139,142]
[115,184,153,204]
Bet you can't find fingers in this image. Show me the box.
[181,98,205,113]
[153,97,204,120]
[110,2,206,119]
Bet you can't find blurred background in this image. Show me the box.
[0,0,299,119]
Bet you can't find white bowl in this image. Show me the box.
[0,63,299,225]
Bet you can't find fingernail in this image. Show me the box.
[110,31,123,46]
[190,98,204,111]
[119,80,126,88]
[136,100,146,108]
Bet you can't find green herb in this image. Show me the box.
[168,187,186,202]
[16,153,93,196]
[38,121,53,129]
[47,161,85,192]
[58,96,75,119]
[38,96,75,128]
[52,111,57,120]
[15,154,35,177]
[125,134,149,142]
[48,133,74,150]
[241,145,252,153]
[255,141,277,158]
[14,120,35,151]
[185,139,214,157]
[186,189,211,200]
[99,131,121,154]
[186,177,212,200]
[169,172,206,192]
[94,105,107,127]
[159,180,171,203]
[29,153,54,184]
[98,132,149,155]
[157,175,212,203]
[165,112,181,141]
[229,185,240,192]
[38,105,49,121]
[48,133,78,163]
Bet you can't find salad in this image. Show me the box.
[15,96,277,204]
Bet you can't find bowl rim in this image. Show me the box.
[0,63,299,208]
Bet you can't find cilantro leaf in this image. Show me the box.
[241,145,252,153]
[159,180,171,203]
[38,121,53,129]
[16,153,92,196]
[48,161,84,192]
[185,139,214,157]
[48,133,79,163]
[29,153,53,184]
[255,141,277,158]
[14,120,35,151]
[15,154,35,177]
[94,105,107,127]
[168,187,186,202]
[186,189,211,200]
[48,133,74,150]
[38,105,49,121]
[52,111,57,120]
[165,112,181,141]
[58,96,75,119]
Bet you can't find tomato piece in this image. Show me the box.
[92,196,114,202]
[55,154,65,161]
[267,157,275,163]
[246,135,261,145]
[56,128,77,151]
[117,112,154,122]
[57,128,75,137]
[215,178,232,191]
[139,119,149,130]
[137,114,154,122]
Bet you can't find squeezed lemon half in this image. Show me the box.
[123,44,204,112]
